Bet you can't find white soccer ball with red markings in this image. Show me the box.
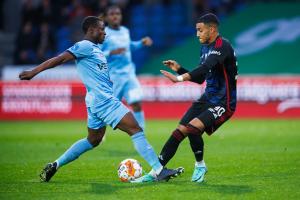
[118,158,143,182]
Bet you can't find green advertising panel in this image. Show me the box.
[141,3,300,75]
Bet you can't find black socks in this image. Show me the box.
[159,129,185,166]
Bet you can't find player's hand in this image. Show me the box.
[19,70,36,80]
[163,60,180,72]
[142,37,153,46]
[160,70,178,83]
[110,48,126,55]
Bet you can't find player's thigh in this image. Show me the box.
[123,76,143,105]
[87,107,106,130]
[197,105,234,135]
[116,112,142,136]
[179,101,209,126]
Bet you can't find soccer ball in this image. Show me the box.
[118,158,143,182]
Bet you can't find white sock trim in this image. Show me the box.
[151,166,163,176]
[149,169,157,177]
[54,160,60,169]
[195,160,206,167]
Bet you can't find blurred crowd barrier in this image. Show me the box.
[1,75,299,120]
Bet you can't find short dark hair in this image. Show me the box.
[197,13,220,26]
[105,5,121,15]
[82,16,101,34]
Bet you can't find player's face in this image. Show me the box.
[196,23,211,44]
[93,21,106,44]
[106,8,122,27]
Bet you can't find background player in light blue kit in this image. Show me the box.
[101,5,153,130]
[19,16,180,183]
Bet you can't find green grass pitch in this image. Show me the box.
[0,119,299,200]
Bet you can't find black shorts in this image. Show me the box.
[180,100,234,135]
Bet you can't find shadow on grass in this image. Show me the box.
[27,178,254,196]
[87,179,254,196]
[202,183,253,194]
[175,181,254,195]
[88,181,159,195]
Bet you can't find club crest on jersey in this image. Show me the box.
[97,53,105,59]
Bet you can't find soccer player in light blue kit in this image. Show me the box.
[101,5,152,130]
[19,16,180,183]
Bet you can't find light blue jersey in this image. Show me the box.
[101,26,143,76]
[67,40,129,129]
[68,40,113,107]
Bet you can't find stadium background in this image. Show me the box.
[0,1,299,199]
[0,0,299,120]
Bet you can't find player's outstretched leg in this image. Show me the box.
[40,127,105,182]
[40,162,57,182]
[130,131,182,182]
[117,112,181,183]
[158,129,186,166]
[40,138,93,182]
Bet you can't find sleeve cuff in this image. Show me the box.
[66,50,77,59]
[177,67,189,75]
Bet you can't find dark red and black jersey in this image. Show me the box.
[178,36,238,112]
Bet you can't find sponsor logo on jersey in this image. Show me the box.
[209,50,221,55]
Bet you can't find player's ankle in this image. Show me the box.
[54,161,59,170]
[195,160,206,168]
[152,166,163,176]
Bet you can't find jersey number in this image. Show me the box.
[208,106,225,119]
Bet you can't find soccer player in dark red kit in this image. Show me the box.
[134,13,238,183]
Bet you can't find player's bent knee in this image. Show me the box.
[186,123,203,135]
[87,127,106,147]
[127,126,143,136]
[131,102,142,112]
[87,131,105,147]
[177,124,189,136]
[171,128,186,141]
[87,135,103,147]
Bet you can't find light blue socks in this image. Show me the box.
[133,111,145,130]
[55,138,93,168]
[54,133,162,174]
[131,131,163,173]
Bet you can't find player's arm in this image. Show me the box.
[161,45,228,84]
[102,48,126,56]
[162,60,189,74]
[160,70,192,83]
[160,60,192,83]
[188,45,228,83]
[101,41,126,57]
[141,36,153,46]
[131,36,153,51]
[19,51,75,80]
[108,48,126,56]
